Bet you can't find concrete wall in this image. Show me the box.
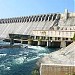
[69,13,75,17]
[0,9,75,39]
[40,64,75,75]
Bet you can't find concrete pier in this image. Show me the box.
[10,38,14,46]
[28,39,33,45]
[8,38,72,48]
[60,41,66,48]
[21,40,23,44]
[38,40,41,46]
[47,40,49,47]
[47,41,51,47]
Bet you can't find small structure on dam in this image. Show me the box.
[0,9,75,47]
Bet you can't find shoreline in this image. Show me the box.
[0,45,22,49]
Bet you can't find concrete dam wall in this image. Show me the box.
[0,13,60,38]
[0,9,75,47]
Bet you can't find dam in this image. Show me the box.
[0,9,75,47]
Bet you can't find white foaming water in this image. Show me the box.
[0,44,50,75]
[0,54,7,57]
[28,46,47,51]
[38,53,48,57]
[13,56,26,64]
[0,64,10,71]
[0,64,5,68]
[27,56,40,62]
[12,46,49,65]
[4,67,10,70]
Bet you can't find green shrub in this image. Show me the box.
[32,70,39,75]
[32,67,39,75]
[72,33,75,41]
[73,73,75,75]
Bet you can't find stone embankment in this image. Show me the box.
[39,42,75,65]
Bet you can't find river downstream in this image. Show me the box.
[0,41,58,75]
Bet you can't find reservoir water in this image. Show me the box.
[0,41,58,75]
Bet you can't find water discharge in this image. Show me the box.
[0,42,57,75]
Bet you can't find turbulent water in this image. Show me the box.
[0,41,57,75]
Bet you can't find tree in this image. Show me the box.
[32,70,39,75]
[72,33,75,41]
[73,73,75,75]
[32,66,40,75]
